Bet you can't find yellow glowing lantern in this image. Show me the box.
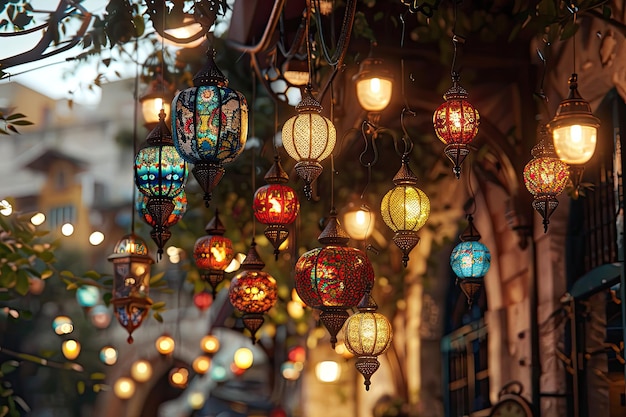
[155,333,175,355]
[130,359,153,382]
[113,377,136,399]
[233,347,254,370]
[62,339,81,360]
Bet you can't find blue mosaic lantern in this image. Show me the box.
[450,214,491,305]
[172,49,248,206]
[107,233,154,344]
[134,110,188,258]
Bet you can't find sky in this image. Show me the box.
[0,1,232,105]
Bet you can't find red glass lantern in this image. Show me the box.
[193,210,234,296]
[228,239,278,343]
[523,125,569,232]
[433,72,480,178]
[253,156,299,259]
[294,210,375,348]
[107,233,154,344]
[193,291,213,312]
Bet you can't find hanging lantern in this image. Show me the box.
[253,156,300,259]
[548,73,599,195]
[193,290,213,312]
[353,44,393,126]
[341,201,375,241]
[294,210,375,348]
[228,238,278,343]
[281,86,336,200]
[193,210,235,296]
[433,72,480,178]
[523,124,569,232]
[139,68,173,129]
[172,49,248,206]
[344,292,392,391]
[450,215,491,306]
[136,190,187,229]
[380,155,430,267]
[134,109,188,259]
[107,233,154,344]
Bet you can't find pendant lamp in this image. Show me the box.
[107,233,154,343]
[228,238,278,343]
[450,215,491,306]
[433,72,480,179]
[134,109,188,259]
[172,48,248,206]
[380,153,430,267]
[281,86,336,200]
[193,210,234,296]
[344,291,392,391]
[523,124,569,232]
[294,209,375,348]
[253,155,300,259]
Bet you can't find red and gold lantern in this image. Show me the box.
[193,210,234,296]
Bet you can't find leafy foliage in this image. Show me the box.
[0,111,32,135]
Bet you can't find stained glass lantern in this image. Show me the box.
[228,238,278,343]
[107,233,154,344]
[136,190,187,248]
[294,210,375,348]
[281,86,336,200]
[253,156,300,259]
[548,73,599,195]
[433,72,480,178]
[344,292,392,391]
[380,155,430,267]
[134,110,188,259]
[172,49,248,207]
[523,125,569,232]
[450,215,491,306]
[193,210,234,296]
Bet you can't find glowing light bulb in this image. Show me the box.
[211,246,226,262]
[269,198,282,213]
[30,212,45,225]
[369,77,381,93]
[315,360,341,383]
[61,223,74,236]
[131,359,153,382]
[570,124,582,143]
[114,377,135,399]
[89,231,105,246]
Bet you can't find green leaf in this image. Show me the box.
[153,311,163,322]
[5,113,26,121]
[15,270,29,295]
[83,270,102,280]
[90,372,106,380]
[149,272,165,284]
[0,361,19,376]
[151,301,166,311]
[76,381,85,395]
[10,120,33,126]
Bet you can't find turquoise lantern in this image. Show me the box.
[450,214,491,305]
[172,49,248,206]
[134,110,188,258]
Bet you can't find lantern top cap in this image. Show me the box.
[443,72,468,101]
[108,233,154,262]
[145,109,174,146]
[392,159,418,186]
[549,73,600,129]
[357,290,378,312]
[459,214,481,242]
[240,238,265,270]
[295,87,323,114]
[352,44,393,83]
[140,71,173,102]
[530,124,558,158]
[205,210,226,235]
[318,209,350,246]
[263,155,289,184]
[193,49,228,87]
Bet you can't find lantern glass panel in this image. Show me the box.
[381,185,430,232]
[344,312,392,356]
[450,241,491,279]
[294,246,374,308]
[523,157,569,196]
[193,235,234,271]
[433,99,480,145]
[552,124,597,165]
[142,98,171,126]
[135,145,187,198]
[253,184,299,225]
[229,270,278,314]
[172,86,248,164]
[356,77,393,112]
[282,113,336,162]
